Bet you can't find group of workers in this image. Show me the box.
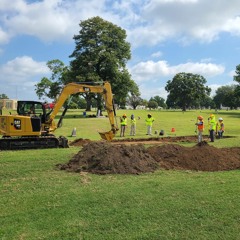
[120,112,225,143]
[120,113,155,137]
[195,114,225,143]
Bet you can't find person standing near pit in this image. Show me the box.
[120,113,127,137]
[208,114,217,142]
[130,114,136,136]
[145,113,155,135]
[217,117,225,138]
[195,115,204,143]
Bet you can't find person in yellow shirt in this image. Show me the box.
[130,114,136,136]
[145,113,155,135]
[120,114,127,137]
[208,114,216,142]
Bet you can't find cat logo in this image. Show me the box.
[14,119,21,130]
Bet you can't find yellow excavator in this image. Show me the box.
[0,81,118,150]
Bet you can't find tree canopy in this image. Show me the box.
[213,85,240,109]
[35,59,70,100]
[126,94,143,109]
[234,64,240,84]
[165,72,211,111]
[149,96,167,108]
[69,16,139,109]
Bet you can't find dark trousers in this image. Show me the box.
[209,130,215,142]
[218,130,224,138]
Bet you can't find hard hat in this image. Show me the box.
[123,113,127,117]
[198,115,203,120]
[210,114,215,118]
[148,113,152,116]
[218,117,223,121]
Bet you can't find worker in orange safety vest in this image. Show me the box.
[195,115,204,143]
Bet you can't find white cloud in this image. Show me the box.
[151,51,163,58]
[0,27,9,44]
[127,0,240,46]
[0,0,240,46]
[0,56,50,99]
[130,60,225,82]
[0,56,49,81]
[139,84,168,100]
[0,0,110,43]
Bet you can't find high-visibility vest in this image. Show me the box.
[145,117,154,126]
[217,122,224,131]
[197,121,204,131]
[209,117,216,130]
[121,117,127,126]
[131,118,136,125]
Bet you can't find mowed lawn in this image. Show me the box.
[0,109,240,239]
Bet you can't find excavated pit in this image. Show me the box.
[58,137,240,174]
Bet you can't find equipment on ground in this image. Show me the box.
[0,82,118,150]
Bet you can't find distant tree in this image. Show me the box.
[69,16,139,110]
[126,94,143,109]
[213,85,240,109]
[165,72,211,111]
[148,100,158,109]
[0,94,9,99]
[149,96,167,108]
[200,95,215,109]
[67,95,87,109]
[141,99,148,108]
[35,59,70,100]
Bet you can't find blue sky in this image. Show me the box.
[0,0,240,101]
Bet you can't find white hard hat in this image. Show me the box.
[218,117,223,121]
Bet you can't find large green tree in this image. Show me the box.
[165,72,211,111]
[69,16,139,110]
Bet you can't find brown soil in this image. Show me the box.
[59,137,240,174]
[58,141,158,174]
[147,142,240,172]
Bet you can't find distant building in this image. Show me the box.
[0,99,18,110]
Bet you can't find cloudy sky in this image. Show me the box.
[0,0,240,101]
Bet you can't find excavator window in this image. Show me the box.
[17,101,46,117]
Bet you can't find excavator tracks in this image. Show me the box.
[0,136,69,150]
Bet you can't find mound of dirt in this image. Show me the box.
[59,141,240,174]
[147,142,240,171]
[58,141,158,174]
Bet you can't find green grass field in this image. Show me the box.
[0,109,240,239]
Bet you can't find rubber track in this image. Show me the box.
[0,136,60,150]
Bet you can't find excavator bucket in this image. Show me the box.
[98,130,115,141]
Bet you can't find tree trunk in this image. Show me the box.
[85,94,92,111]
[96,94,103,116]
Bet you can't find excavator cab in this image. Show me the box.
[17,101,46,117]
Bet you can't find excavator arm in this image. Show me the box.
[45,81,118,141]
